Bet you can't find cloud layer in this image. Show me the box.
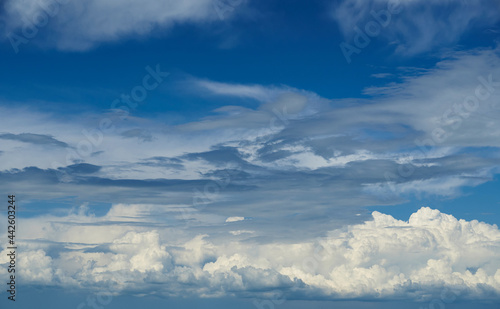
[0,47,500,240]
[1,206,499,301]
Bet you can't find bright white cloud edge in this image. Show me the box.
[1,206,499,301]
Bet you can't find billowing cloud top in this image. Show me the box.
[1,206,499,301]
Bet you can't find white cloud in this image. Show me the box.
[226,216,245,222]
[2,0,244,50]
[109,231,170,273]
[229,230,254,235]
[364,173,492,198]
[1,206,499,300]
[195,80,279,102]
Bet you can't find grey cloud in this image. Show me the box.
[64,163,101,174]
[0,133,68,147]
[1,48,500,247]
[91,151,105,157]
[140,156,185,170]
[121,128,154,142]
[182,146,249,167]
[0,165,256,208]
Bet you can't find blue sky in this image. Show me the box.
[1,0,500,308]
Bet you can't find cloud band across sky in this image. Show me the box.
[1,206,499,302]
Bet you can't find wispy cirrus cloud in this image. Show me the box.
[1,0,247,51]
[194,79,279,102]
[332,0,500,55]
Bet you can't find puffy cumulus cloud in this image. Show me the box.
[1,207,499,301]
[226,216,245,222]
[1,0,245,50]
[110,231,170,273]
[309,208,500,299]
[18,250,54,283]
[332,0,500,55]
[172,234,217,267]
[0,248,54,284]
